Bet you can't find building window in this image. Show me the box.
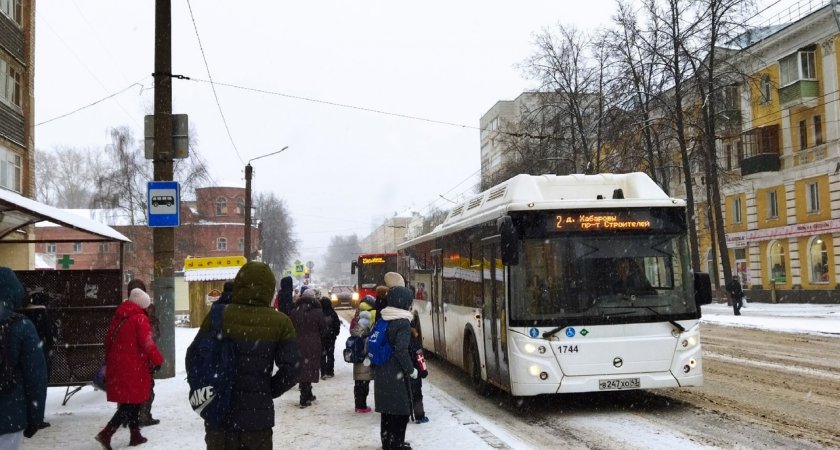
[0,57,21,108]
[0,146,21,192]
[808,236,829,283]
[806,182,820,213]
[99,242,109,253]
[238,237,245,251]
[46,243,56,254]
[732,197,742,224]
[779,50,816,86]
[767,190,778,219]
[0,0,21,25]
[814,116,823,145]
[216,237,227,251]
[215,197,228,215]
[769,241,786,284]
[72,242,83,253]
[799,120,808,149]
[760,75,772,103]
[236,198,245,216]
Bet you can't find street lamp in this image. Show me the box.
[244,146,289,260]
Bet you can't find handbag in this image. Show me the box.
[93,317,128,391]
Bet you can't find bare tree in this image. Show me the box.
[322,234,362,283]
[255,192,297,276]
[34,146,105,207]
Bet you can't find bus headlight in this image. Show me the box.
[352,292,360,301]
[524,343,536,354]
[528,365,542,377]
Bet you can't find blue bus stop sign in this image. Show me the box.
[148,181,180,227]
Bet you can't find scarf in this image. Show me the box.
[380,306,413,322]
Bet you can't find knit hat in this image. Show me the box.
[387,286,413,311]
[128,288,151,310]
[232,261,277,307]
[301,288,316,299]
[384,272,404,288]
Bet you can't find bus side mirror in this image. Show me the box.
[350,261,357,275]
[693,272,712,306]
[497,216,519,266]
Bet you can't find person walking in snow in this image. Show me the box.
[374,286,418,450]
[351,296,377,413]
[124,279,162,428]
[726,275,744,316]
[200,261,301,450]
[95,288,164,449]
[0,267,47,449]
[290,287,325,407]
[274,275,294,315]
[319,296,341,379]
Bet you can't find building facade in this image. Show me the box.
[0,0,35,268]
[713,5,840,302]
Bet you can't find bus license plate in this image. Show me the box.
[598,377,640,390]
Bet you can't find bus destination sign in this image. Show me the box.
[362,256,386,264]
[552,211,653,232]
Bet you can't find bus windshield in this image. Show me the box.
[356,254,398,289]
[509,234,698,326]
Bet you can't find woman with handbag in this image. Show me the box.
[95,288,164,449]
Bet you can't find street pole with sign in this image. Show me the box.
[244,146,289,260]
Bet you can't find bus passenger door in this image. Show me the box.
[482,239,509,387]
[430,249,447,359]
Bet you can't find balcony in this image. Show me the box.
[741,152,781,176]
[778,80,819,107]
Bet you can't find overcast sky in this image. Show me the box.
[34,0,787,267]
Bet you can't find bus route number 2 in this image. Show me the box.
[558,345,579,353]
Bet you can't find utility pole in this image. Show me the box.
[244,163,253,259]
[153,0,175,378]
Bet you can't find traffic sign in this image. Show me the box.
[148,181,180,227]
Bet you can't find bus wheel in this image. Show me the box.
[466,337,489,396]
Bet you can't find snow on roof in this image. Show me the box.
[35,208,144,228]
[0,189,130,242]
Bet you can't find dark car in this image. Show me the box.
[330,285,358,308]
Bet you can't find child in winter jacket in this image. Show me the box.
[351,296,376,412]
[409,322,429,424]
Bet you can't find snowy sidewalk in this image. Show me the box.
[25,318,527,450]
[23,303,840,449]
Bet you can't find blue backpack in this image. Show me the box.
[366,319,393,366]
[186,303,237,427]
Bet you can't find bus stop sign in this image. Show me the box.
[148,181,180,227]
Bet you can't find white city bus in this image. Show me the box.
[397,173,712,396]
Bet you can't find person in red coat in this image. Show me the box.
[95,288,164,449]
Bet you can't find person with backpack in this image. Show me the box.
[289,287,325,408]
[350,295,376,413]
[372,286,417,450]
[198,261,301,450]
[319,296,340,379]
[0,267,47,449]
[95,288,164,449]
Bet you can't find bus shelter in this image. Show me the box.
[0,188,130,404]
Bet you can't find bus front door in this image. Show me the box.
[482,240,509,387]
[430,250,447,359]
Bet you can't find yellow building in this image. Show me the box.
[713,5,839,302]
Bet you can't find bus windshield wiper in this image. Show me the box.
[542,325,565,339]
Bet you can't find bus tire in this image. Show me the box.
[466,336,490,396]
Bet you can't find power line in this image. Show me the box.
[185,0,245,166]
[35,78,150,127]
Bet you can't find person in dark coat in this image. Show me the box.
[319,296,341,379]
[374,286,418,450]
[17,292,55,389]
[199,261,301,450]
[726,276,744,316]
[409,321,428,424]
[274,276,294,315]
[289,288,325,407]
[0,267,47,448]
[95,288,164,449]
[217,281,234,305]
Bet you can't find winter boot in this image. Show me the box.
[129,427,148,446]
[95,424,118,450]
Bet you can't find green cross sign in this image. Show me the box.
[57,254,75,269]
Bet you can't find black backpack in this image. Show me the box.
[0,314,24,395]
